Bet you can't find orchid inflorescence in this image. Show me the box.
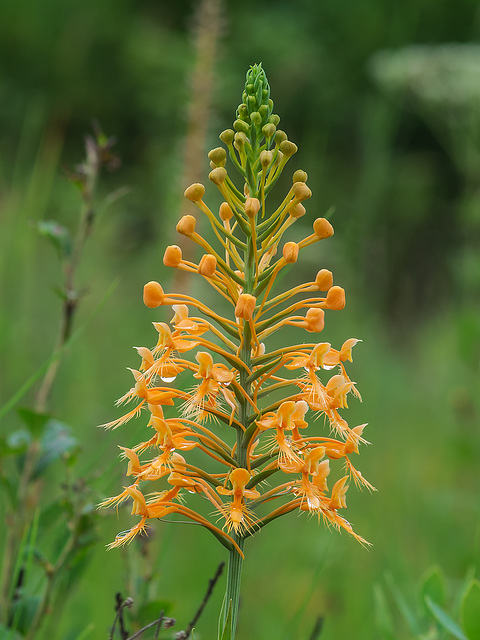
[101,64,373,608]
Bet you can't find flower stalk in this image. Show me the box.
[102,64,373,639]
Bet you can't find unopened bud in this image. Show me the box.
[269,114,280,126]
[143,281,165,308]
[237,103,248,118]
[260,150,272,168]
[163,245,183,267]
[293,182,312,202]
[305,308,325,332]
[313,218,334,239]
[220,129,234,145]
[235,293,256,320]
[176,215,196,236]
[283,241,299,263]
[293,170,308,183]
[198,254,217,277]
[250,111,262,126]
[262,123,276,139]
[208,147,227,167]
[279,140,298,157]
[184,183,205,202]
[290,203,306,219]
[234,131,248,148]
[219,202,233,221]
[209,167,227,185]
[245,197,261,218]
[234,119,250,133]
[325,286,345,310]
[315,269,333,291]
[259,104,270,120]
[275,130,288,144]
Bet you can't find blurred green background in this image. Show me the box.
[1,0,480,638]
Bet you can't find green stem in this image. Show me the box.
[223,536,245,638]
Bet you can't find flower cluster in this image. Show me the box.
[101,64,373,557]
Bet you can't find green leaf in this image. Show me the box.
[35,219,72,260]
[461,579,480,640]
[0,623,23,639]
[373,583,396,639]
[218,599,233,640]
[386,572,421,635]
[419,565,448,615]
[425,596,468,640]
[17,408,50,438]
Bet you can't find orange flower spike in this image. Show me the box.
[217,468,260,533]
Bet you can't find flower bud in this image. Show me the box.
[184,183,205,202]
[290,203,306,219]
[305,308,325,332]
[313,218,334,239]
[293,170,308,183]
[198,254,217,277]
[245,197,261,218]
[237,103,248,118]
[292,182,312,201]
[315,269,333,291]
[279,140,298,157]
[234,119,250,133]
[259,104,270,120]
[163,245,183,267]
[325,286,345,310]
[208,147,227,167]
[283,241,299,263]
[250,111,262,126]
[209,167,227,185]
[259,150,272,168]
[176,215,196,236]
[262,123,276,139]
[235,293,256,321]
[275,130,287,144]
[234,131,248,148]
[143,281,165,308]
[269,114,280,126]
[219,129,234,145]
[219,202,233,221]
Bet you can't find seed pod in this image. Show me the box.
[313,218,334,239]
[176,216,196,237]
[143,281,165,308]
[163,245,183,267]
[184,183,205,202]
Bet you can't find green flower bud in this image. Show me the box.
[209,167,227,185]
[293,170,308,183]
[237,103,248,119]
[250,111,262,126]
[258,104,269,121]
[220,129,235,145]
[275,130,288,144]
[234,119,250,134]
[208,147,227,167]
[247,95,256,110]
[269,114,280,126]
[262,123,276,139]
[260,150,273,168]
[279,140,298,157]
[234,131,248,148]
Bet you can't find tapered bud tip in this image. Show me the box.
[326,286,346,310]
[219,202,233,221]
[184,183,205,202]
[315,269,333,291]
[198,254,217,277]
[293,182,312,201]
[143,281,165,308]
[260,150,273,168]
[290,203,306,219]
[313,217,334,239]
[235,293,256,321]
[208,147,227,167]
[176,215,196,236]
[219,129,235,145]
[163,245,183,267]
[245,197,261,218]
[262,123,276,139]
[279,140,298,157]
[305,308,325,332]
[293,170,308,183]
[209,167,227,185]
[283,241,299,263]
